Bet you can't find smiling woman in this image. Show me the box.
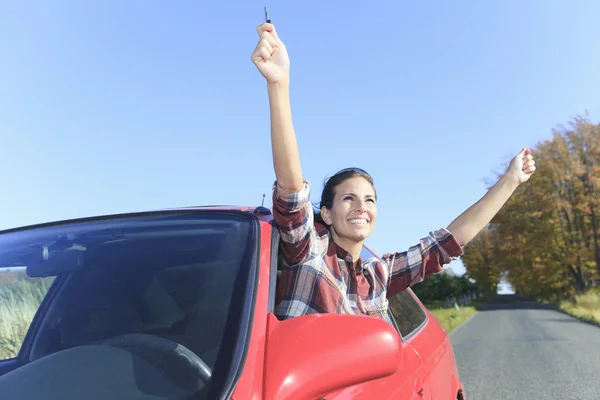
[251,21,537,324]
[271,168,461,322]
[315,168,378,254]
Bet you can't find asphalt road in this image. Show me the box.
[451,295,600,400]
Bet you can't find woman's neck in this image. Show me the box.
[331,229,363,263]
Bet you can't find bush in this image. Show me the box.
[412,271,478,302]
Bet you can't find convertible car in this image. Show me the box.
[0,206,465,399]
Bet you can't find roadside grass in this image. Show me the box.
[423,298,489,334]
[0,277,54,359]
[545,290,600,327]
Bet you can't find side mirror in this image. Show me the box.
[264,313,402,400]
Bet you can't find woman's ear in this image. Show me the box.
[321,206,332,225]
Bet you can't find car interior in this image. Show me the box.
[0,214,253,400]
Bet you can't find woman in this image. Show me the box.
[251,23,536,321]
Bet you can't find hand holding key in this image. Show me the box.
[251,20,289,84]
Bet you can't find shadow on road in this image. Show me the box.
[476,294,555,311]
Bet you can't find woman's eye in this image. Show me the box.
[344,196,353,201]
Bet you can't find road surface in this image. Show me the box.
[451,295,600,400]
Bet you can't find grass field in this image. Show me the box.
[556,290,600,327]
[424,298,488,334]
[0,275,54,360]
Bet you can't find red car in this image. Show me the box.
[0,206,465,400]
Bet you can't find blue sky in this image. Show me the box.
[1,1,599,289]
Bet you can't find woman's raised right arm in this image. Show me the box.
[252,23,314,267]
[251,23,303,194]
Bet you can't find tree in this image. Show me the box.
[469,114,600,298]
[461,226,503,294]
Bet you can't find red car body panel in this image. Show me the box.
[228,214,465,400]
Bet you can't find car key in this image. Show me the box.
[264,6,271,23]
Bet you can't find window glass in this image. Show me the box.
[0,212,255,399]
[388,290,428,337]
[0,269,54,360]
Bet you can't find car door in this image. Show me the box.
[364,243,459,399]
[386,289,437,400]
[385,264,460,399]
[401,293,459,400]
[317,247,433,400]
[361,246,434,400]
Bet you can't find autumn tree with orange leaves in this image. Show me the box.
[461,114,600,298]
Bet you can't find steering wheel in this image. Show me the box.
[103,333,212,384]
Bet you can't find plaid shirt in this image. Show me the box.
[272,180,463,321]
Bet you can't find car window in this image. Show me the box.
[0,269,54,360]
[388,290,428,338]
[0,211,256,399]
[362,246,428,338]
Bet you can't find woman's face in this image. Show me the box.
[321,176,378,244]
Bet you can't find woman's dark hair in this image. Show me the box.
[313,167,376,226]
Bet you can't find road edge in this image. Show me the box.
[534,298,600,329]
[449,311,477,338]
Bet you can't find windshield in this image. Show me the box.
[0,211,255,399]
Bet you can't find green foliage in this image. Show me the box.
[461,114,600,299]
[412,271,477,302]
